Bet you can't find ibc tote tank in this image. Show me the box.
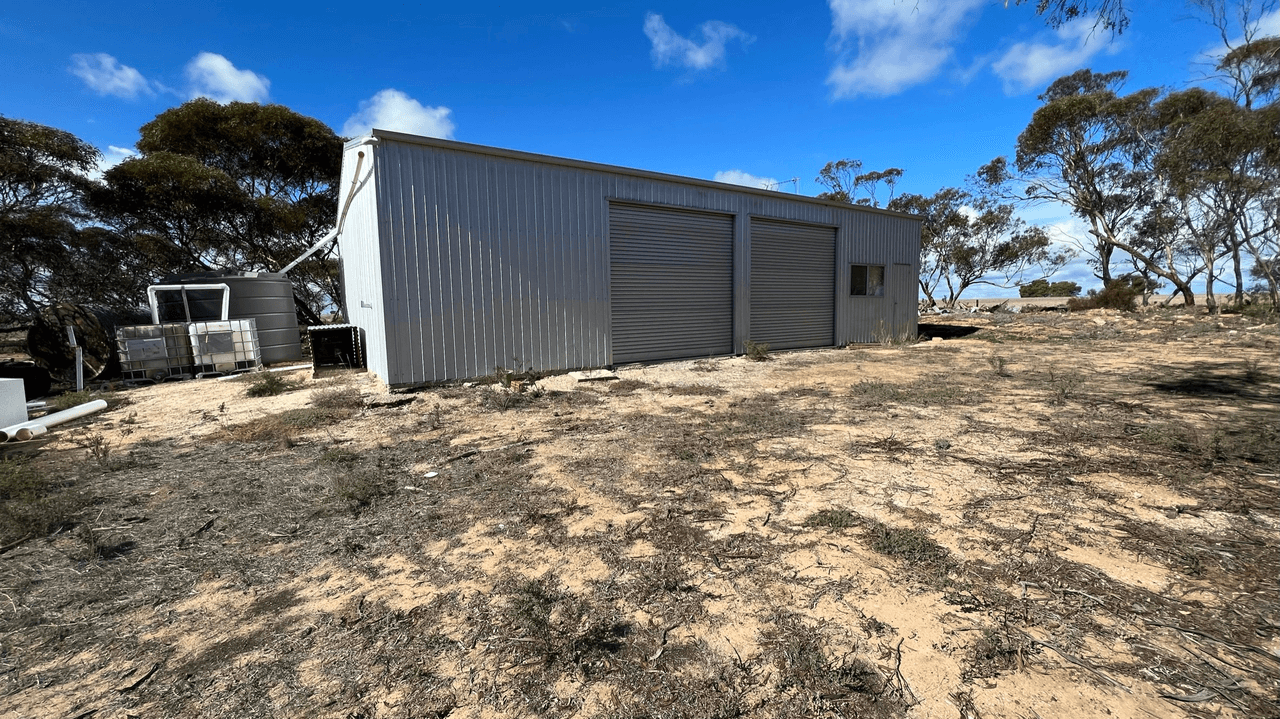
[158,272,303,364]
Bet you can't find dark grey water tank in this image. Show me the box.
[158,272,303,364]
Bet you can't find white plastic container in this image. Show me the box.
[0,378,26,428]
[189,319,262,374]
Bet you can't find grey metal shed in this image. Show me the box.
[337,130,920,387]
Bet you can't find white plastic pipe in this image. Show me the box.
[280,148,370,274]
[15,425,46,441]
[0,399,108,442]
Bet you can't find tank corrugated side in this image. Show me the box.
[159,272,303,364]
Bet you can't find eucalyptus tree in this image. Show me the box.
[1148,86,1279,309]
[815,159,903,207]
[0,116,146,322]
[980,70,1210,305]
[888,188,1068,308]
[91,99,344,323]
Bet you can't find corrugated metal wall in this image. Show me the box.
[346,132,920,385]
[335,142,389,380]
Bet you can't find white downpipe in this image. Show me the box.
[147,284,231,324]
[280,146,371,275]
[0,399,108,442]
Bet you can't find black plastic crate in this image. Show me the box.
[308,325,365,369]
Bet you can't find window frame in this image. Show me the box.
[850,264,885,297]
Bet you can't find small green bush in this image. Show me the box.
[1020,279,1082,297]
[866,521,951,565]
[803,509,861,529]
[244,373,300,397]
[50,390,125,412]
[745,340,770,362]
[1067,277,1141,312]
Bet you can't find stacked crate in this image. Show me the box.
[117,319,262,381]
[117,323,197,381]
[189,319,262,375]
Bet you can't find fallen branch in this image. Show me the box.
[443,439,538,466]
[1015,630,1126,690]
[0,534,34,555]
[117,662,160,692]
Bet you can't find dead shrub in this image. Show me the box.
[0,458,84,545]
[759,614,901,717]
[485,574,632,677]
[664,383,726,397]
[986,353,1011,377]
[216,407,355,447]
[331,467,396,509]
[963,628,1037,680]
[311,381,364,409]
[608,379,652,396]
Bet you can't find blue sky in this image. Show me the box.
[3,0,1273,297]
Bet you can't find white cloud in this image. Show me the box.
[69,53,151,98]
[713,169,780,190]
[826,0,986,98]
[185,52,270,103]
[1199,9,1280,65]
[992,20,1117,94]
[342,89,455,139]
[82,145,138,181]
[644,13,753,71]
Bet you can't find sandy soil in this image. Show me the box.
[1,306,1277,719]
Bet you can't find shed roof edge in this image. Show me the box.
[347,130,921,222]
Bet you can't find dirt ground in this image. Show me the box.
[1,306,1277,719]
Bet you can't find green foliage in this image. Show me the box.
[50,389,126,411]
[865,520,951,565]
[744,340,770,362]
[814,158,903,207]
[0,116,146,321]
[803,509,860,529]
[889,187,1069,307]
[1019,278,1082,297]
[244,373,301,397]
[91,99,344,324]
[0,458,83,544]
[1066,276,1141,311]
[1015,0,1130,35]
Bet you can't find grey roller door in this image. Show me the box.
[610,203,734,364]
[750,219,836,350]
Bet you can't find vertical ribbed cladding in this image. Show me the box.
[353,132,920,385]
[337,140,388,381]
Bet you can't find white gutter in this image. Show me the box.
[147,284,231,324]
[0,399,109,442]
[280,144,373,275]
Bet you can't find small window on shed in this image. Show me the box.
[851,265,885,296]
